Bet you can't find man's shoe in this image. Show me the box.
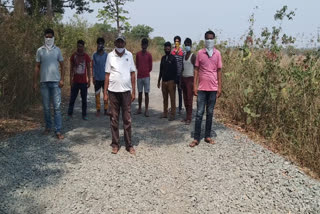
[83,116,88,121]
[96,110,100,117]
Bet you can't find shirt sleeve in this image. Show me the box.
[105,54,111,73]
[130,55,136,72]
[57,48,64,62]
[36,49,41,63]
[195,51,200,67]
[217,52,222,69]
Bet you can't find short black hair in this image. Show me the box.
[205,30,215,39]
[184,38,192,45]
[164,41,171,47]
[44,28,54,36]
[77,40,85,46]
[174,36,181,42]
[97,37,105,44]
[141,38,149,45]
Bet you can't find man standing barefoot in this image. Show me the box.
[104,35,136,155]
[135,38,152,117]
[190,31,222,147]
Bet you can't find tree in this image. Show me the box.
[94,0,134,33]
[130,24,153,40]
[24,0,92,16]
[14,0,24,16]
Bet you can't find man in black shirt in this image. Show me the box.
[158,42,178,121]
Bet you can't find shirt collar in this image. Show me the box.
[40,45,57,50]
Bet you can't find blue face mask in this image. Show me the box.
[185,46,191,52]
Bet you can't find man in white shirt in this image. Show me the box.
[104,35,136,155]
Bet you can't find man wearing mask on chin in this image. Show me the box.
[104,35,136,155]
[190,30,222,147]
[34,28,65,140]
[92,37,108,117]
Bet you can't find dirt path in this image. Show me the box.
[0,62,319,214]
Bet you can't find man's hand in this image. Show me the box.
[131,91,136,103]
[157,82,160,89]
[87,82,91,88]
[217,88,222,98]
[103,92,108,103]
[59,80,64,88]
[193,87,198,96]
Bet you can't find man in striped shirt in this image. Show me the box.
[171,35,184,115]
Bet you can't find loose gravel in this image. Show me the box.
[0,62,319,214]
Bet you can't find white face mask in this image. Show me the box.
[45,37,55,50]
[115,48,125,53]
[205,39,215,57]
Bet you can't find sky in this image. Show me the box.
[62,0,320,47]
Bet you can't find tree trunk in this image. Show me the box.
[47,0,53,18]
[14,0,24,16]
[116,0,120,33]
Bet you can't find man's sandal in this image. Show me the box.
[189,140,199,147]
[56,132,64,140]
[205,138,215,144]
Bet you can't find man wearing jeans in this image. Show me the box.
[33,28,65,139]
[104,35,136,155]
[190,30,222,147]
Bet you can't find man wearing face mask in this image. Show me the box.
[33,28,65,140]
[92,37,108,117]
[104,35,136,155]
[171,36,184,115]
[67,40,91,120]
[181,38,196,125]
[158,42,178,121]
[190,30,222,147]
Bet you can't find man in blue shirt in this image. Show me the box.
[92,37,108,117]
[33,28,65,140]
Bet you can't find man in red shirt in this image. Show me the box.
[67,40,91,120]
[135,38,153,117]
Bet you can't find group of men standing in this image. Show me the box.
[33,28,222,154]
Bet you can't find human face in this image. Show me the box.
[115,39,125,48]
[141,43,148,52]
[45,33,53,39]
[164,46,171,55]
[174,39,180,48]
[77,43,84,53]
[205,33,214,40]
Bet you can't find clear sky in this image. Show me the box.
[62,0,320,47]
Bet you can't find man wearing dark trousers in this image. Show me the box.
[68,40,91,120]
[104,35,136,155]
[172,35,184,115]
[190,30,222,147]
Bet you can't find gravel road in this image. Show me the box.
[0,62,319,214]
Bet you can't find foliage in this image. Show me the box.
[93,0,134,33]
[129,24,153,40]
[218,5,320,176]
